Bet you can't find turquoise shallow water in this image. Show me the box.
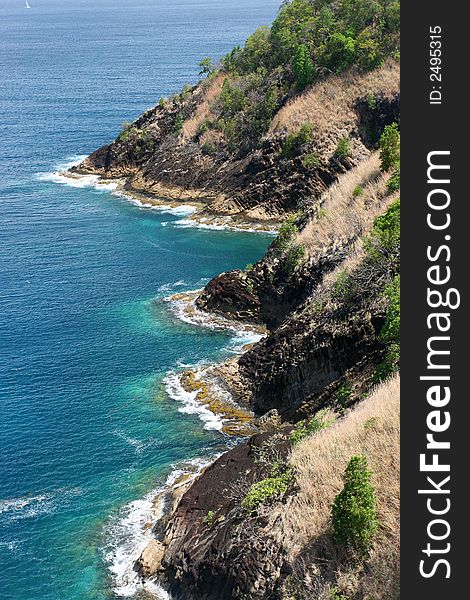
[0,1,278,598]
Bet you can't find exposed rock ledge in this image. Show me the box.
[134,429,293,599]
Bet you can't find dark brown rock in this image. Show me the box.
[158,431,292,600]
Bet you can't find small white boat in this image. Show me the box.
[26,1,31,8]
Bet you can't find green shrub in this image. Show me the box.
[377,275,400,378]
[334,136,350,158]
[293,43,314,89]
[181,83,192,100]
[366,93,377,111]
[302,152,321,168]
[220,78,247,116]
[274,215,299,255]
[297,123,314,144]
[332,456,378,556]
[324,32,357,73]
[281,134,299,158]
[118,121,137,142]
[328,587,348,600]
[353,185,363,197]
[387,164,400,192]
[203,510,214,526]
[281,123,314,158]
[380,275,400,345]
[331,268,353,300]
[364,417,379,431]
[336,384,352,407]
[197,121,209,136]
[201,142,216,155]
[282,243,306,273]
[364,198,400,269]
[174,114,184,134]
[242,468,293,514]
[379,123,400,172]
[290,408,336,445]
[198,57,215,77]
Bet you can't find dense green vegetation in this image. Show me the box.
[332,455,378,556]
[379,122,400,191]
[201,0,400,153]
[274,214,300,255]
[290,408,335,444]
[242,464,294,514]
[334,136,350,159]
[281,122,314,157]
[330,195,400,379]
[364,197,400,271]
[273,214,307,275]
[378,274,400,378]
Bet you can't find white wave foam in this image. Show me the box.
[113,193,197,217]
[0,488,82,522]
[229,329,265,353]
[36,155,119,192]
[0,494,48,515]
[157,280,187,294]
[104,490,167,598]
[163,371,224,431]
[174,217,277,234]
[167,294,264,346]
[104,462,210,599]
[114,432,163,456]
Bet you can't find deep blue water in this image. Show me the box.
[0,1,278,598]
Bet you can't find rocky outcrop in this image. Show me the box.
[237,301,386,419]
[134,540,165,579]
[195,246,348,329]
[155,430,293,600]
[71,64,399,224]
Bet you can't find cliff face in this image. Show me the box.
[143,378,400,600]
[158,431,293,600]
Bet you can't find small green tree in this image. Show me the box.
[198,57,215,77]
[323,32,357,74]
[274,215,298,255]
[379,123,400,172]
[174,114,184,134]
[293,44,314,89]
[377,274,400,379]
[332,456,378,556]
[335,136,350,158]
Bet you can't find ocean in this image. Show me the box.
[0,1,278,598]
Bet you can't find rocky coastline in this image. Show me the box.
[72,15,401,596]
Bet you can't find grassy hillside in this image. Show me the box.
[277,375,400,599]
[74,0,399,224]
[194,0,400,154]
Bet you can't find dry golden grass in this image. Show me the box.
[271,60,399,137]
[182,74,225,140]
[274,375,400,599]
[296,152,396,262]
